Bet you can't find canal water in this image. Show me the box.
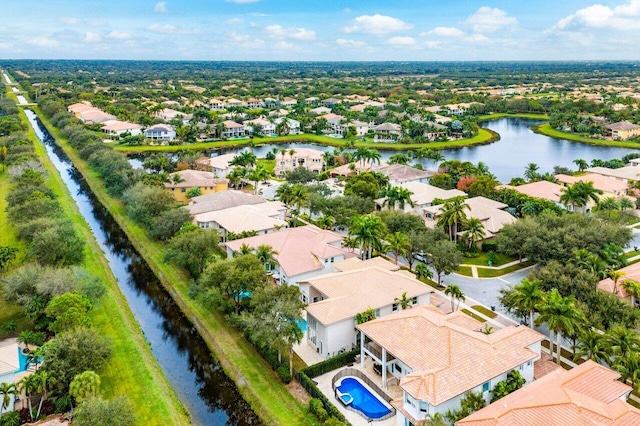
[24,110,259,426]
[210,118,640,183]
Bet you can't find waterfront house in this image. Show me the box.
[585,165,640,184]
[164,169,228,203]
[224,225,355,288]
[357,304,543,423]
[498,181,567,210]
[101,121,143,139]
[605,121,640,140]
[144,124,176,142]
[329,159,389,178]
[274,147,325,177]
[374,164,435,185]
[373,123,402,142]
[303,257,432,358]
[375,181,466,214]
[244,117,276,136]
[221,120,246,138]
[185,190,266,216]
[208,98,225,110]
[194,202,287,241]
[457,360,640,426]
[155,108,192,124]
[274,117,301,135]
[555,173,629,198]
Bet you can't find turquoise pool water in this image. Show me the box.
[296,319,307,333]
[336,377,391,419]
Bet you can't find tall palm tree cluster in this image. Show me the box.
[435,197,485,249]
[559,181,603,213]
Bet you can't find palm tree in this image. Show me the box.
[429,149,446,171]
[0,382,17,413]
[462,217,485,250]
[437,196,470,241]
[248,165,270,195]
[598,197,620,218]
[69,371,101,405]
[574,328,607,363]
[607,269,626,296]
[520,200,538,216]
[315,215,335,230]
[388,153,410,165]
[254,244,278,271]
[444,284,465,312]
[573,158,588,172]
[535,289,585,364]
[19,374,39,420]
[411,147,430,169]
[382,185,415,211]
[275,118,290,136]
[621,279,640,306]
[348,213,387,260]
[524,163,540,182]
[604,324,640,360]
[34,370,57,419]
[394,292,414,310]
[386,232,411,265]
[237,243,252,256]
[508,278,546,329]
[613,352,640,389]
[620,197,635,211]
[560,181,603,213]
[414,262,433,280]
[231,151,257,169]
[288,184,310,221]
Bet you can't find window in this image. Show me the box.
[392,303,399,312]
[394,364,402,374]
[181,188,186,193]
[411,297,418,305]
[482,381,490,392]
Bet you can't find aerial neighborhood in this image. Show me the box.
[4,59,640,426]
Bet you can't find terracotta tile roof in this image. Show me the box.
[303,263,432,325]
[425,196,516,237]
[374,164,435,184]
[586,166,640,181]
[186,190,266,215]
[164,170,228,189]
[500,181,564,203]
[533,353,562,380]
[596,262,640,298]
[332,256,400,272]
[194,204,287,234]
[457,361,640,426]
[358,304,543,406]
[555,173,628,194]
[224,225,355,278]
[101,121,142,131]
[606,121,640,131]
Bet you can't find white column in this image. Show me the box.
[360,331,365,368]
[382,347,387,388]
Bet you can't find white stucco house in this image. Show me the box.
[302,257,433,359]
[357,305,543,425]
[0,339,23,414]
[224,225,356,290]
[144,124,176,142]
[194,202,287,241]
[101,121,143,139]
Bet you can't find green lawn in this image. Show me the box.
[533,123,640,148]
[17,105,190,426]
[461,308,486,323]
[471,305,498,319]
[35,107,317,426]
[457,260,535,278]
[114,128,499,153]
[462,252,516,267]
[256,158,275,174]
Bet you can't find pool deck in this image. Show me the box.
[314,357,400,426]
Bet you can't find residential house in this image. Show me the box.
[585,165,640,184]
[375,181,466,213]
[208,98,225,110]
[434,114,452,124]
[164,169,229,202]
[144,124,176,142]
[329,159,389,178]
[444,102,481,116]
[457,360,640,426]
[597,262,640,307]
[374,164,435,185]
[373,123,402,142]
[194,202,287,241]
[221,120,246,138]
[303,257,433,358]
[322,97,341,107]
[224,225,356,287]
[498,181,566,210]
[225,98,245,109]
[423,196,517,240]
[101,121,143,139]
[263,97,280,109]
[246,98,263,109]
[555,173,629,199]
[274,147,325,177]
[425,123,448,141]
[310,106,331,115]
[282,97,298,107]
[201,153,237,177]
[305,96,320,106]
[357,304,543,423]
[0,339,21,414]
[185,190,266,216]
[320,113,346,135]
[274,117,301,135]
[155,108,193,124]
[350,120,370,136]
[605,121,640,140]
[79,109,118,124]
[244,118,276,136]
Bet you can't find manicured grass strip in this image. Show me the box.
[256,158,275,174]
[18,106,190,426]
[457,261,534,278]
[114,128,499,153]
[461,252,515,267]
[624,251,640,259]
[471,305,497,319]
[478,113,549,121]
[35,108,317,426]
[461,308,486,323]
[533,123,640,148]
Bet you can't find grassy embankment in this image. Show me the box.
[6,93,189,425]
[477,112,550,121]
[113,128,499,154]
[533,123,640,149]
[35,107,316,425]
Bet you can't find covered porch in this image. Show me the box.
[359,332,407,392]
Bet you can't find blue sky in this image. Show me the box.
[1,0,640,60]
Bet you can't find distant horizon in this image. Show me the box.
[2,1,640,61]
[3,59,640,64]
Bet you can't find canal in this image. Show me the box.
[24,110,260,426]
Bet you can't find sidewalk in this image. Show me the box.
[459,258,531,279]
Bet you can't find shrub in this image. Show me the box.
[277,364,292,384]
[309,398,328,422]
[482,241,498,252]
[302,349,358,378]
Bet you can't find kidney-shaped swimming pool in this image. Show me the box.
[335,376,392,420]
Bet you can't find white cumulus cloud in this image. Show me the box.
[336,38,366,47]
[148,23,195,34]
[343,14,413,35]
[154,2,167,13]
[553,0,640,31]
[385,36,416,46]
[422,27,465,38]
[28,37,59,47]
[266,25,316,41]
[465,7,517,33]
[107,31,131,40]
[229,32,265,48]
[84,32,102,43]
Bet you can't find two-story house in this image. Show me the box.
[144,124,176,142]
[274,147,325,177]
[357,304,543,425]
